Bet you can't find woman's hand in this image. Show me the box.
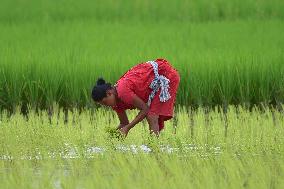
[114,95,149,137]
[120,95,149,131]
[116,123,127,130]
[119,125,130,136]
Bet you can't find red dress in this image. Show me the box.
[112,58,180,131]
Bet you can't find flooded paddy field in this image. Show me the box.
[0,105,283,189]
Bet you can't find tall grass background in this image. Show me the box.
[0,0,284,112]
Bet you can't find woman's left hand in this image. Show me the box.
[119,125,130,136]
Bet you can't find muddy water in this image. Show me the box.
[0,144,222,160]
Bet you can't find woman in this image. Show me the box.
[91,58,180,137]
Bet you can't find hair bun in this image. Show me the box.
[96,77,106,85]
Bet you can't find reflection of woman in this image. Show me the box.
[92,58,180,137]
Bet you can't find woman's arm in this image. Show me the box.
[115,82,149,135]
[123,95,149,131]
[116,110,129,129]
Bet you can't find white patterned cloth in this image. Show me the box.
[147,60,171,106]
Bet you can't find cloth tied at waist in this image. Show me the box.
[147,60,171,106]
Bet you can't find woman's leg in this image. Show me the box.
[145,64,180,136]
[146,114,159,136]
[158,116,165,131]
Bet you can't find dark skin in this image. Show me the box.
[97,87,160,137]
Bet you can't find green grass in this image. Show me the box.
[1,0,284,23]
[1,1,283,188]
[0,104,283,188]
[0,0,284,111]
[0,18,284,110]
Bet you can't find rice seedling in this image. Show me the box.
[0,104,284,188]
[105,126,124,140]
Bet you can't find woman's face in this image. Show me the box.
[99,89,117,107]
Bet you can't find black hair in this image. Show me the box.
[92,77,112,102]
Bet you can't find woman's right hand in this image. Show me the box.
[119,126,130,137]
[116,124,127,130]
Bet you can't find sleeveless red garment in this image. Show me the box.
[112,58,180,131]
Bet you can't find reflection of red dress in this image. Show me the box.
[112,58,180,131]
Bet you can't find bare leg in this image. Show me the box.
[158,116,165,131]
[146,114,159,136]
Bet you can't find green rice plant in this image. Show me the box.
[1,0,284,23]
[0,19,284,110]
[0,104,284,188]
[105,126,124,140]
[0,0,284,110]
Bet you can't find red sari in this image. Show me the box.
[112,58,180,131]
